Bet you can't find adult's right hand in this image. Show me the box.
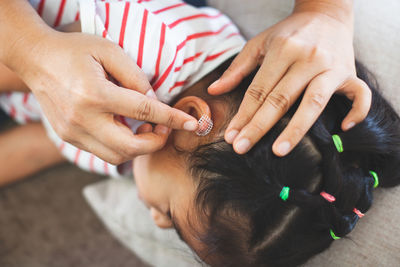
[7,30,198,165]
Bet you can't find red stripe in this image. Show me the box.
[185,22,232,41]
[104,162,109,175]
[153,23,232,90]
[89,155,95,172]
[119,115,129,127]
[74,149,81,164]
[204,48,233,62]
[102,3,110,38]
[37,0,46,16]
[174,52,203,72]
[23,114,31,123]
[137,9,148,68]
[23,93,29,104]
[169,13,222,29]
[169,81,186,92]
[226,32,240,39]
[119,2,131,48]
[9,105,16,119]
[74,11,80,22]
[59,142,65,152]
[153,3,185,14]
[53,0,67,27]
[150,23,166,84]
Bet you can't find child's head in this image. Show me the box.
[133,60,400,266]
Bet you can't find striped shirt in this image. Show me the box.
[0,0,245,177]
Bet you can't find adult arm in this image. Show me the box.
[0,0,198,164]
[209,0,371,156]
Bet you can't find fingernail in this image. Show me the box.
[276,141,291,156]
[209,79,220,89]
[146,89,158,100]
[183,120,198,131]
[225,130,239,144]
[154,125,169,135]
[345,122,355,130]
[235,138,250,154]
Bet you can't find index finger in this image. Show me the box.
[224,46,296,143]
[207,40,260,96]
[272,72,338,156]
[103,82,198,131]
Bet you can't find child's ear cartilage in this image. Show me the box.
[196,115,213,136]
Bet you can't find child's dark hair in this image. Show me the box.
[187,61,400,266]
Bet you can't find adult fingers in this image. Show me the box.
[272,71,340,156]
[207,40,261,95]
[338,77,372,131]
[224,44,297,144]
[102,82,198,131]
[230,63,319,154]
[91,116,170,163]
[74,134,130,165]
[98,42,154,96]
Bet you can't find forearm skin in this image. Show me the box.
[294,0,354,28]
[0,0,54,73]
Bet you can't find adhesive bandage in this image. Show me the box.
[196,115,213,136]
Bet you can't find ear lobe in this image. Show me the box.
[151,208,173,229]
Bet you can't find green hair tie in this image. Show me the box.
[330,229,341,240]
[369,171,379,188]
[279,187,290,201]
[332,134,343,153]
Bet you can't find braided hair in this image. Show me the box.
[187,61,400,267]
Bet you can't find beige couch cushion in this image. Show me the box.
[84,1,400,266]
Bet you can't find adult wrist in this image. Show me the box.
[294,0,354,27]
[0,0,54,74]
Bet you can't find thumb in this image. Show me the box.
[99,42,153,95]
[339,77,372,131]
[208,42,260,95]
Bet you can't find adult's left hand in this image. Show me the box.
[208,0,371,156]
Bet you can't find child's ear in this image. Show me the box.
[171,96,212,152]
[150,208,173,229]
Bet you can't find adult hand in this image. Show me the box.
[208,0,371,156]
[8,31,198,165]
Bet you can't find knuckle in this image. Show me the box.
[266,91,291,112]
[274,35,290,46]
[247,84,268,104]
[275,35,299,51]
[250,121,266,137]
[64,107,82,128]
[292,125,306,140]
[309,46,331,66]
[362,83,372,98]
[165,112,176,128]
[135,99,154,121]
[72,81,104,107]
[307,92,326,110]
[108,154,125,165]
[246,38,258,49]
[123,143,140,158]
[57,123,74,143]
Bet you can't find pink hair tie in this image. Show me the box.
[353,208,365,218]
[320,191,336,203]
